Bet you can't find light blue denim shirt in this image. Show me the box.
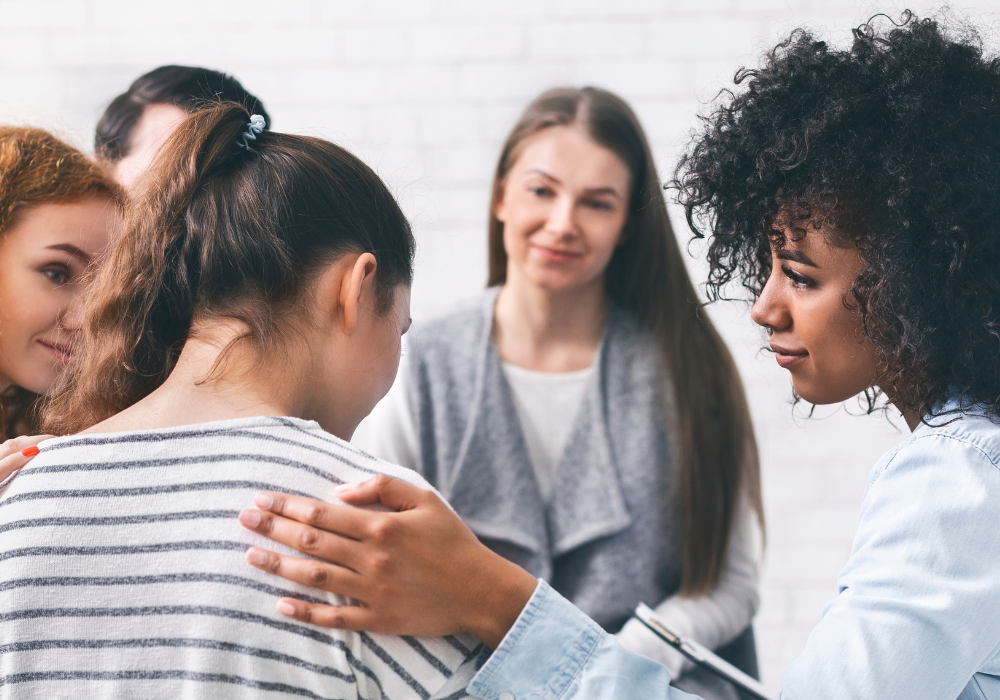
[469,398,1000,700]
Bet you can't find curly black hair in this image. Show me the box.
[674,11,1000,420]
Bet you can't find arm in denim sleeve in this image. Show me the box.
[468,580,702,700]
[779,431,1000,699]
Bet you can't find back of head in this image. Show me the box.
[0,127,121,438]
[95,65,271,161]
[46,102,413,434]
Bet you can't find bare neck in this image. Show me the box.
[493,270,608,372]
[83,321,309,435]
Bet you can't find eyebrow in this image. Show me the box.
[526,168,624,199]
[46,244,92,264]
[775,249,818,267]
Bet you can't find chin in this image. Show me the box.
[792,380,864,406]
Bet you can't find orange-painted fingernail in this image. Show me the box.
[21,446,39,457]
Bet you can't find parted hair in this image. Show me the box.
[488,87,764,595]
[45,102,414,434]
[0,127,121,439]
[675,12,1000,421]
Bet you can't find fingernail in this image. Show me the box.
[276,600,296,616]
[245,548,267,566]
[253,493,273,509]
[21,446,39,457]
[336,482,357,494]
[238,510,261,527]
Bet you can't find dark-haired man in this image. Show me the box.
[95,65,269,191]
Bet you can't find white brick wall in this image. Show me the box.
[2,0,992,691]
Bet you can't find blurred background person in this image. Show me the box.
[353,86,765,699]
[94,65,269,191]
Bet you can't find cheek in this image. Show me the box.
[585,216,625,262]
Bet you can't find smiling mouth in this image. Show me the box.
[39,340,75,364]
[532,243,582,264]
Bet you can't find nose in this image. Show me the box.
[751,266,791,332]
[545,194,577,238]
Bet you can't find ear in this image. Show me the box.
[493,180,509,224]
[340,253,378,335]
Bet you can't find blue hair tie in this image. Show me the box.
[234,114,266,151]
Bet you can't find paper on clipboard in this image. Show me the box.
[635,603,775,700]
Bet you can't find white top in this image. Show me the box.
[353,352,762,679]
[500,362,593,502]
[0,416,479,699]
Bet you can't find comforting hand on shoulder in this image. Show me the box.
[238,475,538,649]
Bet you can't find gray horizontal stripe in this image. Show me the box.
[22,452,349,486]
[0,480,312,508]
[443,635,473,656]
[360,631,436,692]
[0,540,245,563]
[0,573,327,606]
[0,669,345,700]
[0,510,238,535]
[0,637,354,683]
[38,426,382,478]
[401,635,452,678]
[1,605,420,699]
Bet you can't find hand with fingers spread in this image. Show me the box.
[0,435,51,487]
[238,474,538,649]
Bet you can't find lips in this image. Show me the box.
[38,340,75,364]
[770,344,808,369]
[532,244,582,264]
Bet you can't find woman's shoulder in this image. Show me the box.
[912,401,1000,469]
[253,416,437,492]
[870,403,1000,493]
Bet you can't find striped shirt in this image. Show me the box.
[0,416,484,700]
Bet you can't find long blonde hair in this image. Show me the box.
[488,87,764,594]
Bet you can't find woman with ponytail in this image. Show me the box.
[0,103,486,699]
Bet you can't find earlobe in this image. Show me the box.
[341,253,378,335]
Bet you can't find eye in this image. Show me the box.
[585,199,613,211]
[781,265,815,289]
[529,186,554,198]
[42,267,70,285]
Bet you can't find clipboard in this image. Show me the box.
[635,603,775,700]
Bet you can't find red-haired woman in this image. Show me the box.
[0,128,121,480]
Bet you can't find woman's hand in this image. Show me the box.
[238,475,538,649]
[0,435,50,486]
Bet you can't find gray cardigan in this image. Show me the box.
[406,289,681,633]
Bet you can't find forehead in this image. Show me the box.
[510,125,631,190]
[1,198,117,257]
[131,102,188,149]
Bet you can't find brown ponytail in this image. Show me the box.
[45,102,414,434]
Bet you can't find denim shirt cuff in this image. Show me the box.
[468,579,605,700]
